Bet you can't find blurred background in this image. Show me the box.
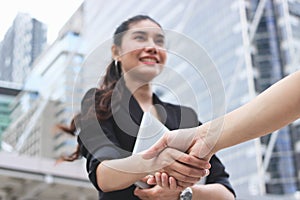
[0,0,300,199]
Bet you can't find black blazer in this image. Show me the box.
[78,87,235,200]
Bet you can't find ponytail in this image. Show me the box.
[95,60,122,120]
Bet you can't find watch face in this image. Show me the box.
[180,188,193,200]
[180,193,192,200]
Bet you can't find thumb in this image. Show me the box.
[142,135,168,159]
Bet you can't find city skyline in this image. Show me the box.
[1,0,300,199]
[0,0,83,44]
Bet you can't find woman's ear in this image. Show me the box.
[111,45,119,59]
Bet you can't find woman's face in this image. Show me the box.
[113,19,167,82]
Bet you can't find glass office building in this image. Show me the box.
[0,84,21,150]
[246,0,300,195]
[2,7,85,158]
[0,13,47,84]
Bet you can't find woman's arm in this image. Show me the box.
[96,157,148,192]
[190,183,235,200]
[96,148,209,192]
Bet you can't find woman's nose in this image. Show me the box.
[144,46,157,54]
[144,40,158,54]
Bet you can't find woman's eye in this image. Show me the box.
[134,35,146,41]
[155,39,165,46]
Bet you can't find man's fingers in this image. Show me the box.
[165,169,201,183]
[177,181,194,188]
[177,154,211,169]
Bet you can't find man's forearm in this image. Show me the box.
[212,71,300,153]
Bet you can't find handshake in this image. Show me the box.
[132,112,214,188]
[133,69,300,181]
[105,112,216,190]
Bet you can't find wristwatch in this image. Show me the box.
[179,187,193,200]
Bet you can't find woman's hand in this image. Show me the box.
[134,172,182,200]
[98,146,210,192]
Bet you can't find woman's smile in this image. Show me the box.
[139,56,159,65]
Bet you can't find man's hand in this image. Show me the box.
[160,152,210,188]
[142,126,214,161]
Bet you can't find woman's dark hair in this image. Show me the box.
[57,15,162,162]
[97,15,161,120]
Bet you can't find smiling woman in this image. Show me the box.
[111,19,167,85]
[58,15,235,200]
